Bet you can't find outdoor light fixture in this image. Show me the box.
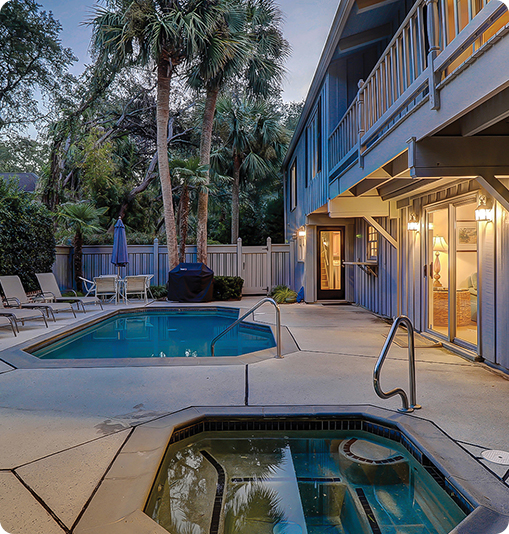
[297,228,306,262]
[475,195,493,222]
[298,229,306,237]
[433,236,448,287]
[407,213,419,231]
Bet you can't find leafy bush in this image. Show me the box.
[270,285,297,304]
[213,276,244,301]
[150,285,167,300]
[0,180,55,291]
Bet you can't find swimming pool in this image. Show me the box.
[30,308,276,360]
[146,427,467,534]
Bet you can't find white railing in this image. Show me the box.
[361,0,427,135]
[327,0,508,175]
[329,98,358,172]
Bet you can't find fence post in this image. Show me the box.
[236,237,243,278]
[289,238,296,290]
[266,237,272,294]
[153,238,159,285]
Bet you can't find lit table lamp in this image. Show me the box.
[433,236,448,287]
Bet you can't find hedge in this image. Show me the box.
[0,181,55,292]
[213,276,244,301]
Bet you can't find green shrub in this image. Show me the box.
[270,285,297,304]
[150,285,168,300]
[213,276,244,301]
[0,180,55,291]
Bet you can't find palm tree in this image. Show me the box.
[57,202,108,291]
[213,96,290,242]
[170,157,208,263]
[189,0,289,263]
[90,0,230,269]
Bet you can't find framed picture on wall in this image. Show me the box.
[457,221,477,251]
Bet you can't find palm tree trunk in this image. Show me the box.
[197,87,220,264]
[231,154,241,243]
[178,184,190,264]
[74,230,84,292]
[156,57,179,269]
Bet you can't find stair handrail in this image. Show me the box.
[373,315,421,413]
[211,297,282,358]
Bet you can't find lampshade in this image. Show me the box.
[475,195,492,222]
[433,236,448,252]
[407,213,419,231]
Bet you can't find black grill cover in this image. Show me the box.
[167,263,214,302]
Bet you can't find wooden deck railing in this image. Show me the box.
[328,0,508,177]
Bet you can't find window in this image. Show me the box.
[306,102,321,180]
[290,161,297,211]
[367,226,378,260]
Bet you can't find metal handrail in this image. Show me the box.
[211,297,282,358]
[373,315,421,413]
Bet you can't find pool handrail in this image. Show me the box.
[210,297,282,358]
[373,315,421,413]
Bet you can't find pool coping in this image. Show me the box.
[72,404,509,534]
[0,306,298,369]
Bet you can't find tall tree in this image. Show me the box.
[0,0,76,132]
[213,96,289,242]
[57,202,107,292]
[90,0,230,269]
[189,0,289,263]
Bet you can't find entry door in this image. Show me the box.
[317,228,345,300]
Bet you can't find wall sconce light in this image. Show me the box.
[297,227,306,262]
[475,195,493,222]
[407,213,419,231]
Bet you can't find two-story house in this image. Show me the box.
[283,0,509,371]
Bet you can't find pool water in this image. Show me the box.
[146,430,466,534]
[31,308,276,359]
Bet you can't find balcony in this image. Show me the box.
[328,0,509,182]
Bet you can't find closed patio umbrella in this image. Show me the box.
[112,217,129,277]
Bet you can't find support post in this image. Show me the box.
[357,81,365,169]
[153,238,159,285]
[426,0,440,110]
[266,237,272,295]
[236,237,243,279]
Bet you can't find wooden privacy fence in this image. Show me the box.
[53,237,290,296]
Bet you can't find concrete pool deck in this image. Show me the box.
[0,297,508,533]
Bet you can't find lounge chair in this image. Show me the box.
[0,298,48,330]
[0,314,18,336]
[0,275,76,321]
[36,273,103,313]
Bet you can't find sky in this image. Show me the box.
[33,0,340,103]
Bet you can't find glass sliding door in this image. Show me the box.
[427,200,478,348]
[454,201,478,346]
[428,208,450,337]
[317,228,345,300]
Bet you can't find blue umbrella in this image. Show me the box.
[112,217,129,277]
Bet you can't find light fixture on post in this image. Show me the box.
[432,236,448,287]
[297,227,306,262]
[475,195,493,222]
[407,213,419,231]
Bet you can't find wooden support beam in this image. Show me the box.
[351,178,389,196]
[410,136,509,178]
[380,179,438,200]
[476,174,509,214]
[356,0,399,13]
[364,215,398,249]
[461,87,509,137]
[338,23,392,51]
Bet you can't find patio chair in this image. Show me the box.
[94,276,119,304]
[0,296,48,329]
[0,275,76,321]
[36,273,103,313]
[123,275,150,304]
